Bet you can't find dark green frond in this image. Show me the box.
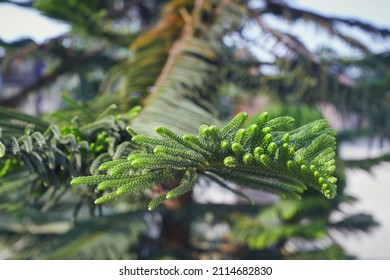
[0,106,48,138]
[329,213,379,234]
[344,154,390,172]
[30,212,146,260]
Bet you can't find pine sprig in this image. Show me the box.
[71,111,338,209]
[0,105,141,196]
[165,168,197,200]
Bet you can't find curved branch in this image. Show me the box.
[1,48,104,107]
[264,0,390,38]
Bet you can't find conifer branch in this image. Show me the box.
[71,111,338,209]
[0,105,141,197]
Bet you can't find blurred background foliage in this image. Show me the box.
[0,0,389,259]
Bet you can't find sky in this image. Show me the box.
[0,3,69,43]
[293,0,390,53]
[0,0,390,50]
[0,0,390,259]
[294,0,390,26]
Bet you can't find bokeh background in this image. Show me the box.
[0,0,389,259]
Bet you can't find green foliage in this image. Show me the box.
[71,111,337,209]
[0,106,48,138]
[344,154,390,172]
[0,104,142,208]
[229,201,327,250]
[1,0,388,261]
[0,210,146,259]
[227,199,378,258]
[37,212,146,260]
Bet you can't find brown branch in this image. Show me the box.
[142,0,204,105]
